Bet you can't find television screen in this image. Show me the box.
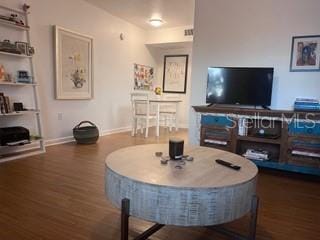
[206,67,274,106]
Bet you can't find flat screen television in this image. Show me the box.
[206,67,274,106]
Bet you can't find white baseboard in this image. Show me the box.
[100,126,131,136]
[45,136,75,147]
[44,124,187,148]
[44,126,132,147]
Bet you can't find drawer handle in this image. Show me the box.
[307,128,313,134]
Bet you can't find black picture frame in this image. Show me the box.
[289,35,320,72]
[163,54,188,94]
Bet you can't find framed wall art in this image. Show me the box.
[163,55,188,93]
[54,26,93,99]
[133,63,154,91]
[290,35,320,72]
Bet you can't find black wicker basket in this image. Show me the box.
[73,121,99,144]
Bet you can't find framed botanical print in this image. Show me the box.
[163,55,188,93]
[290,35,320,72]
[54,26,94,99]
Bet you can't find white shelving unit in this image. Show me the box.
[0,4,45,162]
[0,18,30,31]
[0,82,37,86]
[0,110,40,116]
[0,50,33,58]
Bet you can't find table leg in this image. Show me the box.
[248,195,259,240]
[175,102,179,131]
[120,198,164,240]
[134,224,165,240]
[119,196,258,240]
[156,103,160,137]
[121,198,130,240]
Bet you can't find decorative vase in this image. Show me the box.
[155,87,161,95]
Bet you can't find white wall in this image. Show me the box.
[146,25,193,45]
[189,0,320,144]
[150,46,192,128]
[0,0,156,141]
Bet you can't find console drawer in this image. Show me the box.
[201,115,234,127]
[288,121,320,136]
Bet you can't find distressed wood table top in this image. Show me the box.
[106,144,257,189]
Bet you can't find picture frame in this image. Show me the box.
[27,46,35,56]
[15,41,28,55]
[54,25,94,100]
[163,55,188,94]
[133,63,154,91]
[290,35,320,72]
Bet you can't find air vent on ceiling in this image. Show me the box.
[184,28,193,36]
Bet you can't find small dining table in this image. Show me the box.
[149,98,182,137]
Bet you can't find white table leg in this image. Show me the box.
[156,103,160,137]
[175,102,179,131]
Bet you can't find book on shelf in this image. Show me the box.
[292,139,320,145]
[294,102,319,106]
[294,105,320,110]
[294,98,320,111]
[292,150,320,158]
[0,94,5,113]
[4,96,10,113]
[238,118,248,136]
[0,93,11,113]
[205,131,228,137]
[295,98,319,104]
[205,135,228,141]
[204,139,228,145]
[205,130,229,141]
[292,141,320,149]
[292,147,320,154]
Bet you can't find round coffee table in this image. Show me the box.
[105,144,258,240]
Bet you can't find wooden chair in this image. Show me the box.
[159,94,180,131]
[130,92,157,138]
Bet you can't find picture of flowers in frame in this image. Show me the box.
[290,35,320,72]
[54,25,93,99]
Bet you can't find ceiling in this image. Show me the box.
[85,0,195,30]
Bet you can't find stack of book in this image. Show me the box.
[294,98,320,112]
[0,92,11,114]
[291,140,320,158]
[243,149,269,161]
[204,129,229,146]
[238,118,248,136]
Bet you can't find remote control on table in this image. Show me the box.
[215,159,241,171]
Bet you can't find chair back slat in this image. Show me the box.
[131,92,151,116]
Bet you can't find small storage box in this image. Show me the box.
[201,115,234,127]
[73,121,99,144]
[288,120,320,136]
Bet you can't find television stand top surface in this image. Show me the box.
[193,105,320,120]
[206,104,270,110]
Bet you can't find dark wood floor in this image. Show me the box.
[0,128,319,240]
